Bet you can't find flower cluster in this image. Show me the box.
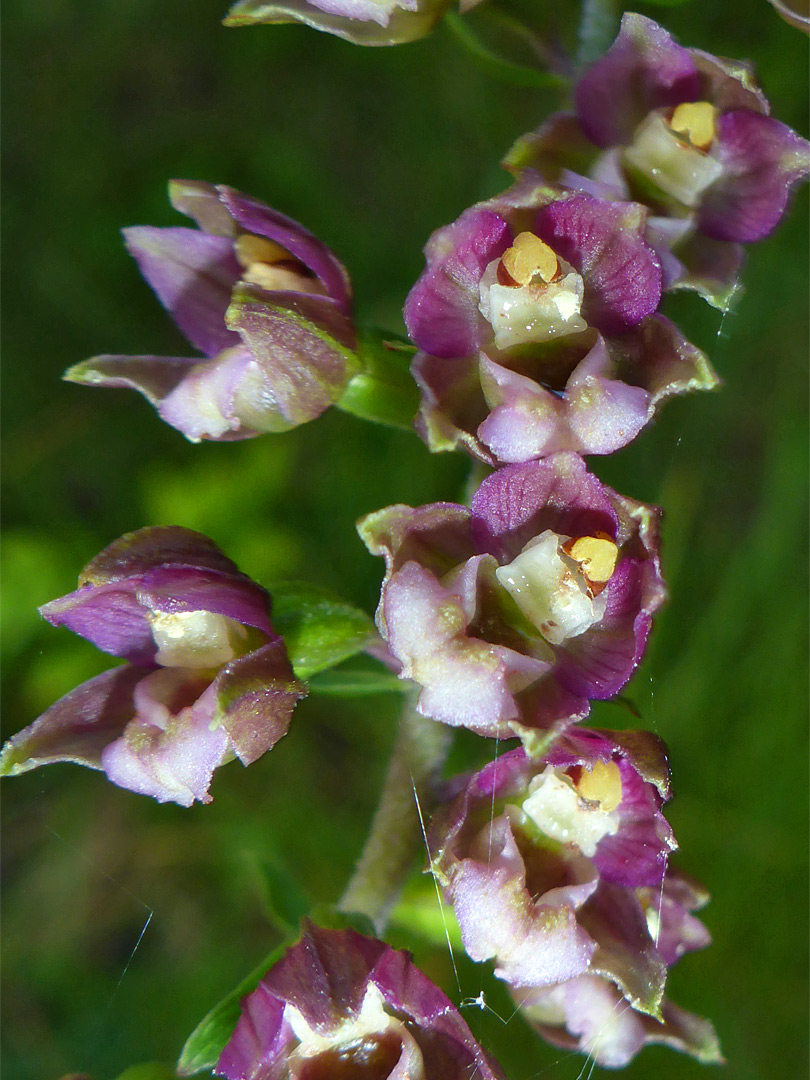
[405,14,808,466]
[5,7,806,1077]
[0,527,305,805]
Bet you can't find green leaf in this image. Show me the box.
[443,11,567,89]
[248,856,312,934]
[308,668,407,697]
[269,582,376,680]
[114,1065,178,1080]
[177,940,290,1076]
[336,330,420,431]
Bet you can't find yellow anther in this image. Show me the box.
[575,759,623,812]
[501,232,559,287]
[234,232,291,269]
[668,101,717,152]
[563,535,619,585]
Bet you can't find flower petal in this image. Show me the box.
[700,110,810,241]
[0,666,146,775]
[123,226,242,356]
[533,195,662,333]
[574,13,701,148]
[405,208,512,359]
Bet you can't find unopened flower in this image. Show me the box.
[216,923,505,1079]
[0,528,305,805]
[359,454,665,747]
[405,176,716,464]
[223,0,470,46]
[506,13,810,308]
[66,181,359,442]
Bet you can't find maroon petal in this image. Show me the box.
[404,208,512,358]
[217,186,353,311]
[211,640,306,766]
[123,226,242,357]
[533,195,662,333]
[0,666,146,775]
[700,110,810,242]
[470,455,619,562]
[574,13,701,148]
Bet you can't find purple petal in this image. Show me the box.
[700,110,810,242]
[212,640,306,765]
[404,208,511,358]
[358,501,475,580]
[0,666,146,775]
[227,285,359,427]
[370,947,505,1079]
[411,351,493,462]
[575,14,701,148]
[449,818,598,987]
[477,358,572,462]
[216,983,293,1080]
[613,315,720,403]
[100,668,229,805]
[123,226,242,357]
[79,525,245,584]
[578,881,667,1016]
[533,195,662,333]
[381,560,549,735]
[642,869,712,967]
[154,348,268,442]
[40,581,156,664]
[470,455,619,562]
[217,187,352,310]
[225,0,445,48]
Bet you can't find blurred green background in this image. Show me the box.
[2,1,807,1077]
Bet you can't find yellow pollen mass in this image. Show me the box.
[576,759,623,812]
[668,101,717,151]
[501,232,559,286]
[234,232,291,269]
[563,535,619,584]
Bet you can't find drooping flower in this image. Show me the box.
[66,181,359,442]
[405,175,717,465]
[506,13,810,309]
[511,868,722,1067]
[0,528,305,805]
[215,923,506,1079]
[428,728,721,1067]
[358,454,665,748]
[223,0,471,46]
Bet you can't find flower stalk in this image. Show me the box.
[338,695,452,932]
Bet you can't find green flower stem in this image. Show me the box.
[577,0,618,66]
[337,696,452,933]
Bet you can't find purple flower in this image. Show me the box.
[358,454,665,747]
[429,729,676,989]
[0,527,305,805]
[512,870,721,1067]
[224,0,465,45]
[404,177,717,464]
[66,181,359,442]
[506,14,810,308]
[428,729,720,1066]
[216,923,505,1080]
